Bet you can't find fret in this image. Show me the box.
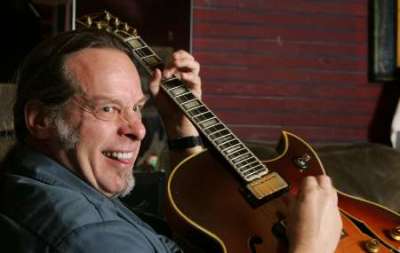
[236,157,257,168]
[214,134,234,145]
[240,161,262,172]
[243,168,258,177]
[169,86,189,97]
[227,148,247,159]
[204,123,224,135]
[135,46,153,58]
[176,93,196,104]
[114,30,132,40]
[182,100,202,110]
[243,167,261,176]
[239,162,260,175]
[193,112,213,122]
[125,37,145,49]
[219,139,240,150]
[187,106,208,117]
[199,118,219,129]
[243,169,262,179]
[142,55,163,70]
[243,165,265,177]
[163,78,182,90]
[209,129,230,140]
[231,152,252,164]
[223,144,243,155]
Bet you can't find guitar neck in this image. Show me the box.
[76,12,269,183]
[128,36,269,182]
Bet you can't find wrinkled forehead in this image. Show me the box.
[64,47,144,101]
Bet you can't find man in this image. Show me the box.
[0,29,341,253]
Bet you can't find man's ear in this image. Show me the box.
[25,101,55,139]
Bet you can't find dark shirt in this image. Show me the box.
[0,145,181,253]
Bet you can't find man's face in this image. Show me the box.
[55,48,146,197]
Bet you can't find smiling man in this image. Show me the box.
[50,47,147,198]
[0,29,341,253]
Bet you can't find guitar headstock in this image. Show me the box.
[76,10,138,37]
[76,10,164,75]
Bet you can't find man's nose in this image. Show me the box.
[118,111,146,140]
[122,108,142,124]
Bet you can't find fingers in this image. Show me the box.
[161,50,202,99]
[300,175,334,192]
[163,50,200,78]
[298,175,337,202]
[149,50,202,140]
[148,68,162,96]
[181,72,201,91]
[287,175,341,253]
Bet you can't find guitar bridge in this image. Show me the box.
[246,172,288,200]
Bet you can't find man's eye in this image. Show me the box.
[101,105,117,113]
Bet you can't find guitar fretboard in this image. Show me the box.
[76,12,269,182]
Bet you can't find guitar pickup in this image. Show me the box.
[246,172,288,200]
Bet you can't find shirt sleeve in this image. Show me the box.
[54,220,182,253]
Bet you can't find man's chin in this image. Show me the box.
[117,173,136,198]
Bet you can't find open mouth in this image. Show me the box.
[102,151,134,161]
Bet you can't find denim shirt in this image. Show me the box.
[0,145,181,253]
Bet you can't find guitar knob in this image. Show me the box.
[293,153,311,171]
[389,226,400,241]
[364,239,380,253]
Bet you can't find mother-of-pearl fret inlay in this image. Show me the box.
[204,124,225,135]
[209,129,230,139]
[232,153,252,163]
[126,38,145,48]
[193,112,213,122]
[199,118,219,128]
[223,144,243,155]
[169,87,188,96]
[183,100,202,110]
[76,11,270,182]
[135,47,153,58]
[214,134,234,145]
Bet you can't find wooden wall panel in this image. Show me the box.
[192,0,394,144]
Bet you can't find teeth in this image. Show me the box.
[103,151,133,160]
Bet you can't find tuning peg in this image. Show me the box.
[389,226,400,241]
[86,16,93,27]
[104,11,111,21]
[123,22,130,32]
[114,18,120,26]
[364,239,380,253]
[96,22,103,30]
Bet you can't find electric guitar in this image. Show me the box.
[77,11,400,253]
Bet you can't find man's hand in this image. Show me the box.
[287,175,342,253]
[148,50,201,139]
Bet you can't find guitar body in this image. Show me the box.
[166,131,397,253]
[167,145,288,253]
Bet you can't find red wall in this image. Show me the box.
[192,0,399,145]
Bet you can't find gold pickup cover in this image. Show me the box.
[246,172,288,200]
